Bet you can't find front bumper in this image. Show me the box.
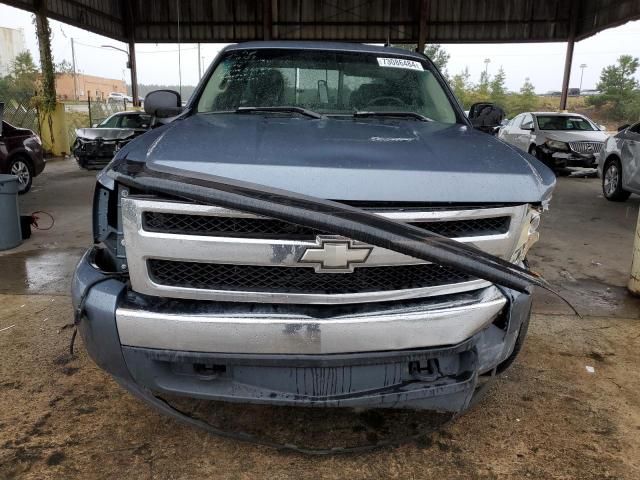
[73,140,125,169]
[73,247,532,412]
[540,146,598,168]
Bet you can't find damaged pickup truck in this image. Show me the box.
[72,42,556,433]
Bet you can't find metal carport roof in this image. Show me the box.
[3,0,640,44]
[4,0,639,109]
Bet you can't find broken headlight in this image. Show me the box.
[545,140,569,152]
[511,205,543,264]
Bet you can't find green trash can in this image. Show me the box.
[0,174,22,251]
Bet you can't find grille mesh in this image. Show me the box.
[143,212,510,239]
[148,260,474,294]
[569,141,603,154]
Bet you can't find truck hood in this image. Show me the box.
[116,114,555,203]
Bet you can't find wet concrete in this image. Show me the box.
[1,161,640,479]
[0,159,94,295]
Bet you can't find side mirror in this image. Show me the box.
[468,102,505,134]
[617,124,630,132]
[144,90,184,118]
[92,123,98,128]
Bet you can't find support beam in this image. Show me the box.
[417,0,429,53]
[34,0,56,110]
[121,0,139,106]
[559,37,575,111]
[129,39,139,107]
[560,0,578,111]
[263,0,272,40]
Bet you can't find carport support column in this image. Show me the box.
[629,211,640,295]
[416,0,429,54]
[129,39,139,107]
[560,0,578,111]
[559,38,575,111]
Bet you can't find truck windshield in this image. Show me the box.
[536,115,596,131]
[196,49,458,124]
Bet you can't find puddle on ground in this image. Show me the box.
[0,248,85,295]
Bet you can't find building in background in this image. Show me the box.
[55,73,126,101]
[0,26,26,77]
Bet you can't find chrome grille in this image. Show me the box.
[148,260,474,294]
[143,211,510,239]
[122,197,529,304]
[569,141,603,154]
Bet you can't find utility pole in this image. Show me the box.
[70,37,78,100]
[579,64,587,92]
[197,43,201,80]
[484,58,490,75]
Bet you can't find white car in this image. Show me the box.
[108,92,134,103]
[498,112,608,170]
[598,122,640,202]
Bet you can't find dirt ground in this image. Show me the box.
[1,161,639,479]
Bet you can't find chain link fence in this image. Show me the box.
[64,96,131,143]
[1,98,40,134]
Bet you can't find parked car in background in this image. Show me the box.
[73,111,151,169]
[0,120,45,194]
[498,112,608,171]
[108,92,133,103]
[598,122,640,201]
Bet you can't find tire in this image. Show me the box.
[9,156,34,194]
[529,145,553,170]
[602,158,631,202]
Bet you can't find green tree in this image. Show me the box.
[423,44,450,75]
[509,78,537,114]
[588,55,640,120]
[5,51,39,100]
[473,70,491,101]
[55,59,74,74]
[489,67,507,106]
[451,67,472,108]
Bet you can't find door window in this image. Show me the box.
[520,113,534,130]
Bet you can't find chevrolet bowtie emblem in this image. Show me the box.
[299,237,372,273]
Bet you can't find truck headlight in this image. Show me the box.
[511,206,543,263]
[545,140,569,151]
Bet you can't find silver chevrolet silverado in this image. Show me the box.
[72,42,555,423]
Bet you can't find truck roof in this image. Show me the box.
[224,41,425,60]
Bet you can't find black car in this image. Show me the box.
[0,119,45,194]
[73,111,151,169]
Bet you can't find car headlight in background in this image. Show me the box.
[545,140,569,151]
[511,205,544,264]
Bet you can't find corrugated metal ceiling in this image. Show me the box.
[3,0,639,44]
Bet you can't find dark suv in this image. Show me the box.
[0,120,45,193]
[73,42,555,421]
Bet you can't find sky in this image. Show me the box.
[1,2,640,93]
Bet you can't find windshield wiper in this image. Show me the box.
[236,106,324,119]
[353,111,433,122]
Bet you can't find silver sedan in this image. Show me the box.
[598,122,640,202]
